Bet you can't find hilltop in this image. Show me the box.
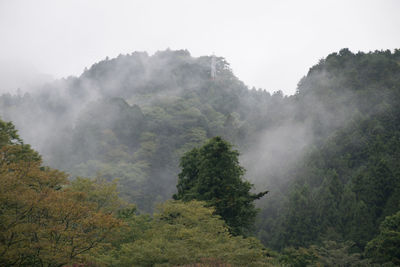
[1,48,400,264]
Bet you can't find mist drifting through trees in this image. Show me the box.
[1,48,400,265]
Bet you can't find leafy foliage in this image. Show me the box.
[96,200,275,267]
[174,137,267,236]
[0,50,284,213]
[0,119,122,266]
[1,48,400,264]
[257,49,400,255]
[365,211,400,265]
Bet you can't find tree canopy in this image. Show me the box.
[174,136,268,236]
[1,48,400,265]
[0,119,122,266]
[0,119,277,266]
[365,211,400,265]
[97,200,273,267]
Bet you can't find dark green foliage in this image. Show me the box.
[279,247,318,267]
[0,119,277,266]
[256,49,400,257]
[2,48,400,264]
[0,120,21,146]
[365,211,400,265]
[0,50,285,212]
[310,241,369,267]
[0,119,41,163]
[174,137,267,236]
[279,241,371,267]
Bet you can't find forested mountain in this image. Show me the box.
[256,49,400,265]
[0,49,288,212]
[0,119,274,266]
[1,48,400,265]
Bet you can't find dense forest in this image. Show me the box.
[1,48,400,266]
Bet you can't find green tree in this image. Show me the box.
[365,211,400,265]
[0,119,123,266]
[0,119,40,163]
[97,200,274,267]
[173,136,267,236]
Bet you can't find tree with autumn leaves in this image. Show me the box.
[0,120,122,266]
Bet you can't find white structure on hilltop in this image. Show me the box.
[211,54,216,79]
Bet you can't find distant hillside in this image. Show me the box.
[0,50,285,212]
[1,49,400,264]
[256,49,400,256]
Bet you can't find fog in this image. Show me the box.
[1,0,399,95]
[1,0,399,211]
[0,48,395,213]
[0,60,53,94]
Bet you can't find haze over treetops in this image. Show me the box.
[1,48,400,265]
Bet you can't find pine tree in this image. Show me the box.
[173,137,267,236]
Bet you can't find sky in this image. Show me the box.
[0,0,399,95]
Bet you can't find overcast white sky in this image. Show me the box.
[0,0,399,95]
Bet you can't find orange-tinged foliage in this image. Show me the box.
[0,144,122,266]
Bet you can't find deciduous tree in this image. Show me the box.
[0,119,122,266]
